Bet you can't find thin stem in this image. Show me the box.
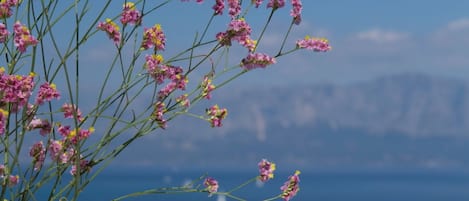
[254,9,276,52]
[275,20,295,57]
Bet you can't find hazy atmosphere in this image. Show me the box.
[83,1,469,173]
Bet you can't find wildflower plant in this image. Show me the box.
[0,0,329,200]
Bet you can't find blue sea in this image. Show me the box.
[70,169,469,201]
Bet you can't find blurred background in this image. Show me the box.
[65,0,469,200]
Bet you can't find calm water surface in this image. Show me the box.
[74,169,469,201]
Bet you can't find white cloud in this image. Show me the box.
[447,18,469,31]
[251,105,267,142]
[355,29,410,43]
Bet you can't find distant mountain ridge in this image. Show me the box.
[118,73,469,170]
[217,73,469,137]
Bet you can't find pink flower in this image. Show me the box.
[280,170,301,201]
[258,159,276,182]
[227,0,241,19]
[296,36,331,52]
[57,124,71,137]
[216,18,256,51]
[27,118,51,136]
[0,109,7,135]
[61,103,83,122]
[253,0,263,8]
[145,54,187,99]
[67,127,95,144]
[145,54,166,84]
[212,0,224,15]
[176,94,190,108]
[158,82,177,100]
[70,159,92,176]
[7,175,19,187]
[29,141,46,171]
[201,76,215,99]
[0,23,8,43]
[0,2,12,19]
[267,0,285,9]
[157,65,187,100]
[5,0,21,7]
[238,36,257,52]
[48,140,63,162]
[13,21,38,53]
[141,24,165,51]
[35,82,60,105]
[227,18,252,36]
[0,70,35,111]
[204,177,219,196]
[120,2,142,25]
[290,0,302,25]
[241,52,276,70]
[97,18,121,45]
[216,32,230,46]
[158,75,187,100]
[206,105,228,127]
[152,101,167,129]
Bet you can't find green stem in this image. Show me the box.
[276,20,295,57]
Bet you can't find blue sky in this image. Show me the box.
[81,0,469,87]
[18,0,469,170]
[188,0,469,86]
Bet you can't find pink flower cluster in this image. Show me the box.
[258,159,276,182]
[280,170,301,201]
[157,66,187,99]
[216,18,256,52]
[145,54,188,100]
[241,52,276,70]
[0,109,7,135]
[13,21,38,53]
[0,23,8,43]
[42,122,93,174]
[48,138,93,175]
[70,159,92,176]
[25,102,93,174]
[296,36,331,52]
[27,118,52,136]
[204,177,219,196]
[0,3,12,19]
[35,82,60,105]
[227,0,241,19]
[0,165,19,187]
[120,2,142,25]
[97,18,121,45]
[58,125,94,145]
[48,140,69,163]
[206,104,228,127]
[141,24,166,51]
[0,69,35,111]
[176,94,190,108]
[0,0,20,19]
[267,0,285,9]
[201,75,215,99]
[253,0,263,8]
[61,103,84,122]
[152,101,167,129]
[290,0,302,25]
[98,2,143,44]
[145,54,166,83]
[212,0,224,15]
[29,141,46,171]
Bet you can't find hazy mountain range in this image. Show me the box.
[117,73,469,172]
